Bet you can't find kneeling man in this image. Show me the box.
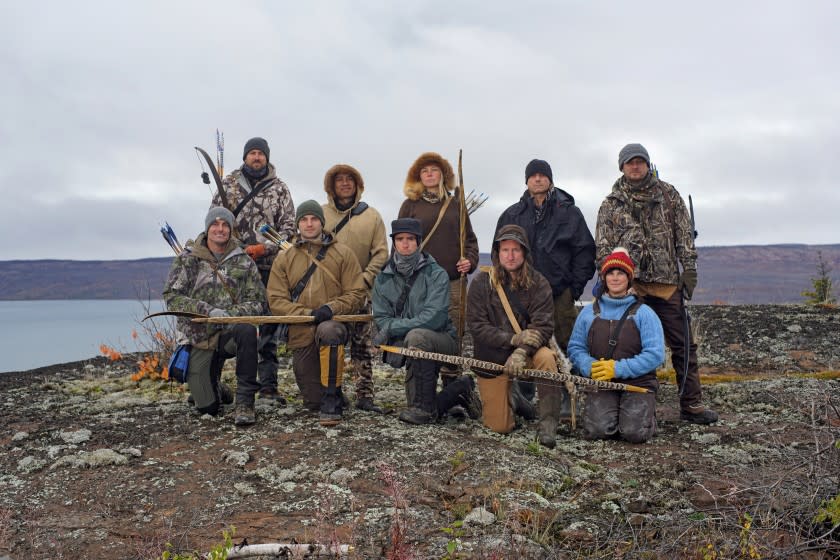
[267,200,366,426]
[372,218,480,425]
[163,207,266,426]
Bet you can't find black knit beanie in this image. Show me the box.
[525,159,553,184]
[243,137,270,162]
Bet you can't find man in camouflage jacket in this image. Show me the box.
[212,137,295,402]
[163,207,267,426]
[322,164,389,413]
[595,143,717,424]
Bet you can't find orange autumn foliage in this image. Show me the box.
[99,344,122,361]
[131,353,169,382]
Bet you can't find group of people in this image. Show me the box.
[163,137,718,445]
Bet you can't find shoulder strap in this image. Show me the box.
[332,202,368,236]
[290,245,329,301]
[485,266,523,334]
[419,197,453,251]
[394,266,422,317]
[233,178,273,217]
[604,298,642,359]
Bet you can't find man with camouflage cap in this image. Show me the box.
[213,137,295,403]
[267,200,367,426]
[163,206,267,426]
[322,164,389,413]
[595,143,717,424]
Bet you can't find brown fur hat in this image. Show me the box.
[403,152,456,201]
[323,164,365,200]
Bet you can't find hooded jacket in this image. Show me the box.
[397,152,479,280]
[467,225,555,371]
[214,162,296,271]
[595,174,697,285]
[372,252,456,340]
[496,186,596,299]
[322,164,388,289]
[163,233,267,349]
[266,232,366,349]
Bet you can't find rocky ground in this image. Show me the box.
[1,304,838,559]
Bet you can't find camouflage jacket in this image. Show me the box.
[213,163,295,271]
[595,175,697,285]
[163,233,267,349]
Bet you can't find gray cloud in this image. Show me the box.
[1,1,837,260]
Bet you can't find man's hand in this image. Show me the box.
[680,269,698,300]
[209,308,229,318]
[590,359,616,382]
[503,348,528,377]
[311,305,333,324]
[245,244,267,259]
[511,329,542,348]
[372,328,389,346]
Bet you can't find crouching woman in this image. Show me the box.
[567,248,665,443]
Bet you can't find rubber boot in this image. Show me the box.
[435,375,482,420]
[537,383,562,449]
[319,345,345,427]
[509,379,536,420]
[399,359,438,425]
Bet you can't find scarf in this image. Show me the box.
[393,250,421,277]
[243,163,269,182]
[421,190,441,204]
[532,187,554,224]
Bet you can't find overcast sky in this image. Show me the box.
[2,1,837,261]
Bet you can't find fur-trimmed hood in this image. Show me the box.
[323,164,365,205]
[403,152,456,201]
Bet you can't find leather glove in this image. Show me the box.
[590,359,616,382]
[511,329,542,348]
[245,244,267,259]
[311,305,333,324]
[372,328,389,346]
[208,308,229,318]
[680,269,698,300]
[503,348,529,377]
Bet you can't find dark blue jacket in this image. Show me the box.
[496,187,596,299]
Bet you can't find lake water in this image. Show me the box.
[0,300,166,373]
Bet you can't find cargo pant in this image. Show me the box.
[349,300,375,399]
[477,346,556,434]
[642,289,702,410]
[257,268,280,392]
[291,321,349,413]
[187,324,260,416]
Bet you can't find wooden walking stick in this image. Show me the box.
[193,314,372,325]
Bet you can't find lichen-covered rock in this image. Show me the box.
[59,428,91,444]
[50,448,128,469]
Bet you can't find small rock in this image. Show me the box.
[464,506,496,526]
[628,513,649,526]
[787,324,802,333]
[12,431,28,441]
[234,482,256,496]
[329,468,356,485]
[17,456,46,473]
[120,447,142,457]
[693,433,721,445]
[50,449,127,470]
[60,429,92,444]
[222,450,250,467]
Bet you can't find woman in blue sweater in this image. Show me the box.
[567,248,665,443]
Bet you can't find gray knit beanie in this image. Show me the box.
[205,206,235,232]
[295,199,325,225]
[618,143,650,170]
[243,137,270,162]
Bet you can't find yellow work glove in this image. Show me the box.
[511,328,542,348]
[503,348,529,377]
[590,359,616,382]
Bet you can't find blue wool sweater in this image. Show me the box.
[567,294,665,379]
